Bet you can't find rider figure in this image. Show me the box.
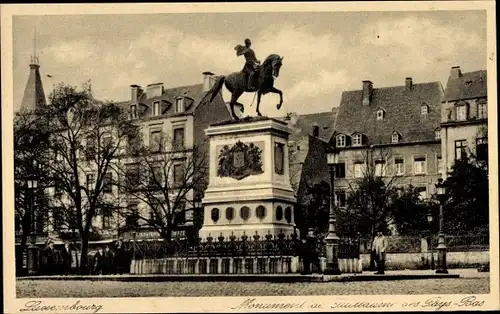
[235,38,260,91]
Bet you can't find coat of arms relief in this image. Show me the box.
[217,141,264,180]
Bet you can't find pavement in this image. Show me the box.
[17,268,486,283]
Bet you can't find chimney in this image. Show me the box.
[312,125,320,137]
[203,71,216,92]
[450,66,462,78]
[362,80,373,106]
[405,77,413,91]
[130,85,143,101]
[146,83,164,99]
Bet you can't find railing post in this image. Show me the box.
[229,258,234,274]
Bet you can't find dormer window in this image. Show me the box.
[153,101,160,116]
[130,105,137,119]
[175,98,184,113]
[455,101,468,121]
[352,133,363,146]
[421,103,429,115]
[336,134,346,148]
[376,108,386,120]
[391,131,400,143]
[477,99,487,119]
[435,128,441,140]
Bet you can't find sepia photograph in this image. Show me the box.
[1,2,498,313]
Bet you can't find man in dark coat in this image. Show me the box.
[44,241,57,275]
[92,247,104,275]
[102,245,114,275]
[114,239,127,274]
[60,241,72,275]
[299,238,311,275]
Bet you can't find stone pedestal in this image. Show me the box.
[200,117,297,239]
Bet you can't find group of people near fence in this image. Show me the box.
[38,238,131,275]
[90,239,131,275]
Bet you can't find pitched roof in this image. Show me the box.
[334,81,443,145]
[443,70,487,102]
[278,110,337,143]
[117,83,211,118]
[20,64,47,113]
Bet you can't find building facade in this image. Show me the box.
[332,78,444,209]
[440,66,488,179]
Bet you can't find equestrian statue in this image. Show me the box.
[209,38,284,120]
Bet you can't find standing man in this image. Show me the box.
[60,241,72,275]
[92,247,104,275]
[235,38,260,91]
[102,245,114,275]
[114,239,126,274]
[372,229,388,275]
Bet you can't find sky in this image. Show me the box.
[12,10,487,117]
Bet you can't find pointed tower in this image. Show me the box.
[20,29,46,113]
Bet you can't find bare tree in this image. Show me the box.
[14,110,52,274]
[116,131,208,243]
[44,82,136,273]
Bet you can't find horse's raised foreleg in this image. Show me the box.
[268,87,283,110]
[256,92,263,116]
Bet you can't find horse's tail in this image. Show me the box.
[209,76,225,102]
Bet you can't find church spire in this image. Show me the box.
[20,28,46,113]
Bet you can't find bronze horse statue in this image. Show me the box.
[209,54,284,120]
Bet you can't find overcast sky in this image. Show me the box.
[13,10,486,117]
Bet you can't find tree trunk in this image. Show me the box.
[79,236,89,274]
[369,226,376,271]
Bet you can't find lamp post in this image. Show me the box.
[435,178,448,274]
[426,211,434,270]
[26,178,39,275]
[324,145,341,275]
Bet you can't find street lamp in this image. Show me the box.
[324,145,341,275]
[426,211,434,270]
[435,178,448,274]
[26,178,39,275]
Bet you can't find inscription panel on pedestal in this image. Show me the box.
[217,141,264,180]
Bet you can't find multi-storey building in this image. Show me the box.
[332,77,444,207]
[440,66,488,179]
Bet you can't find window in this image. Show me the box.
[353,162,364,178]
[86,173,96,191]
[127,133,140,155]
[477,102,487,119]
[225,207,234,221]
[391,132,399,143]
[276,206,283,221]
[375,160,386,177]
[174,210,186,225]
[456,105,467,121]
[336,135,346,147]
[413,156,427,175]
[352,134,362,146]
[435,128,441,140]
[377,109,385,120]
[126,164,139,188]
[437,155,443,174]
[476,138,488,161]
[211,208,220,223]
[150,130,162,152]
[153,101,160,116]
[102,208,112,228]
[130,105,137,119]
[274,143,285,174]
[416,186,427,200]
[421,104,428,115]
[335,191,346,208]
[53,208,64,232]
[125,204,139,228]
[149,204,162,225]
[173,128,185,150]
[175,98,184,113]
[103,172,112,193]
[284,207,292,223]
[86,136,96,159]
[102,135,112,151]
[455,140,468,160]
[149,166,162,188]
[336,163,346,178]
[173,164,185,186]
[240,206,250,221]
[256,206,266,220]
[394,158,405,176]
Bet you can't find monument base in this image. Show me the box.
[199,223,296,240]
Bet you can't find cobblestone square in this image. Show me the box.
[17,275,490,298]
